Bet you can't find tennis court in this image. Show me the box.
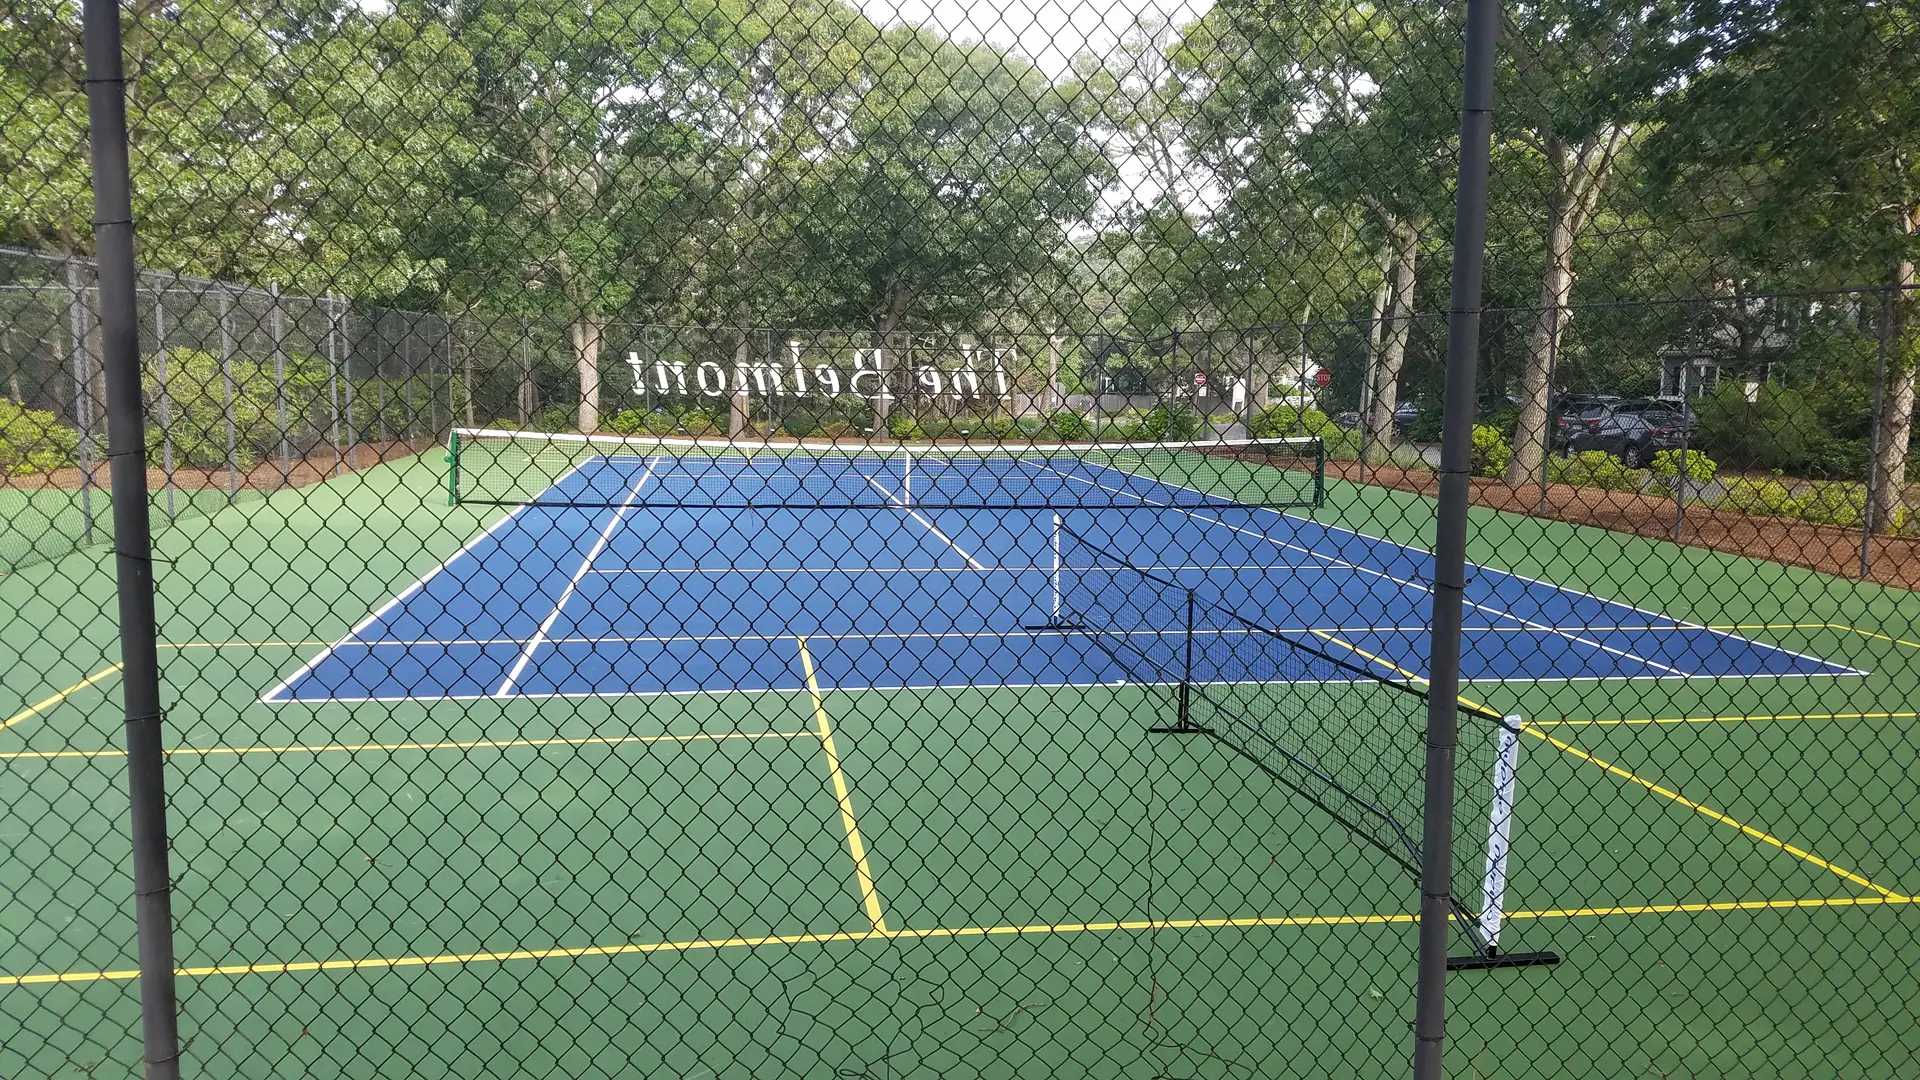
[4,437,1915,1077]
[264,434,1857,705]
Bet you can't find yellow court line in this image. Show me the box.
[1707,622,1920,652]
[1530,710,1920,729]
[0,729,802,762]
[8,894,1913,989]
[157,639,330,651]
[796,636,889,934]
[1,662,125,735]
[1525,725,1907,901]
[1304,629,1909,902]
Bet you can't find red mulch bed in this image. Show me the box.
[1325,459,1920,592]
[10,440,439,495]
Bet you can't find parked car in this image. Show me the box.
[1551,395,1621,449]
[1564,411,1689,467]
[1331,410,1362,430]
[1391,400,1422,434]
[1611,397,1697,432]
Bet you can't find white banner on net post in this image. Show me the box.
[1478,718,1525,953]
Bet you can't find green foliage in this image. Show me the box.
[973,416,1023,439]
[887,413,927,440]
[1649,449,1718,489]
[606,408,684,437]
[1137,404,1204,440]
[146,347,338,468]
[530,405,576,433]
[1547,451,1647,493]
[1470,424,1511,478]
[0,399,79,475]
[1041,410,1090,440]
[1711,475,1914,534]
[1249,404,1333,439]
[1694,384,1822,473]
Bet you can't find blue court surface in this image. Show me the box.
[264,453,1862,703]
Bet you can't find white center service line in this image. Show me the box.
[862,474,986,571]
[494,460,658,696]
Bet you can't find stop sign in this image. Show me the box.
[1313,368,1332,387]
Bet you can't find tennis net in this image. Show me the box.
[444,427,1325,510]
[1051,521,1552,968]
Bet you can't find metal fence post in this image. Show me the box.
[80,0,184,1072]
[154,299,175,521]
[65,258,97,542]
[1861,287,1892,578]
[219,286,238,499]
[271,283,289,476]
[1414,0,1500,1075]
[326,292,344,477]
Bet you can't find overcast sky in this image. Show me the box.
[860,0,1213,79]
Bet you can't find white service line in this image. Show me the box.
[259,459,597,703]
[1032,461,1694,677]
[861,474,986,570]
[494,460,658,696]
[583,560,1337,577]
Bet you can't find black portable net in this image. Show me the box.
[1051,520,1552,967]
[447,427,1326,510]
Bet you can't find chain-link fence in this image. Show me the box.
[3,0,1917,1076]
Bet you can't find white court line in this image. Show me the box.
[259,668,1862,706]
[495,460,658,696]
[1056,456,1861,677]
[1037,462,1704,678]
[301,622,1587,651]
[259,460,597,704]
[585,561,1336,577]
[861,474,986,570]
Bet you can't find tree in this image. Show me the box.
[1646,0,1920,529]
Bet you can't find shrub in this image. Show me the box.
[1694,383,1821,472]
[1470,424,1511,478]
[1250,404,1333,439]
[887,413,927,440]
[973,415,1022,439]
[1649,449,1718,490]
[531,405,576,433]
[1547,450,1646,492]
[1713,475,1801,517]
[1042,410,1090,440]
[1138,404,1204,440]
[0,400,80,475]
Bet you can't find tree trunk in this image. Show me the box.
[1871,214,1917,531]
[1504,132,1621,486]
[573,314,603,433]
[1362,214,1421,465]
[1503,222,1575,486]
[729,334,751,437]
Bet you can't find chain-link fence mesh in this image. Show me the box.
[3,0,1916,1076]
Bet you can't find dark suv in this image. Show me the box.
[1565,410,1690,467]
[1550,395,1620,449]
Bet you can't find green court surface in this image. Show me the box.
[3,451,1917,1077]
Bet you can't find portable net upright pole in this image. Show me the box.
[81,0,183,1072]
[1413,1,1500,1076]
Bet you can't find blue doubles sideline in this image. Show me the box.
[264,453,1861,702]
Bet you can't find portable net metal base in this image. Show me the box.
[1051,519,1559,968]
[446,427,1327,510]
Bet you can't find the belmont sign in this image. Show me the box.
[623,339,1019,402]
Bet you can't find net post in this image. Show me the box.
[1314,437,1326,508]
[1477,717,1522,952]
[1178,587,1195,731]
[1050,512,1062,621]
[446,429,460,505]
